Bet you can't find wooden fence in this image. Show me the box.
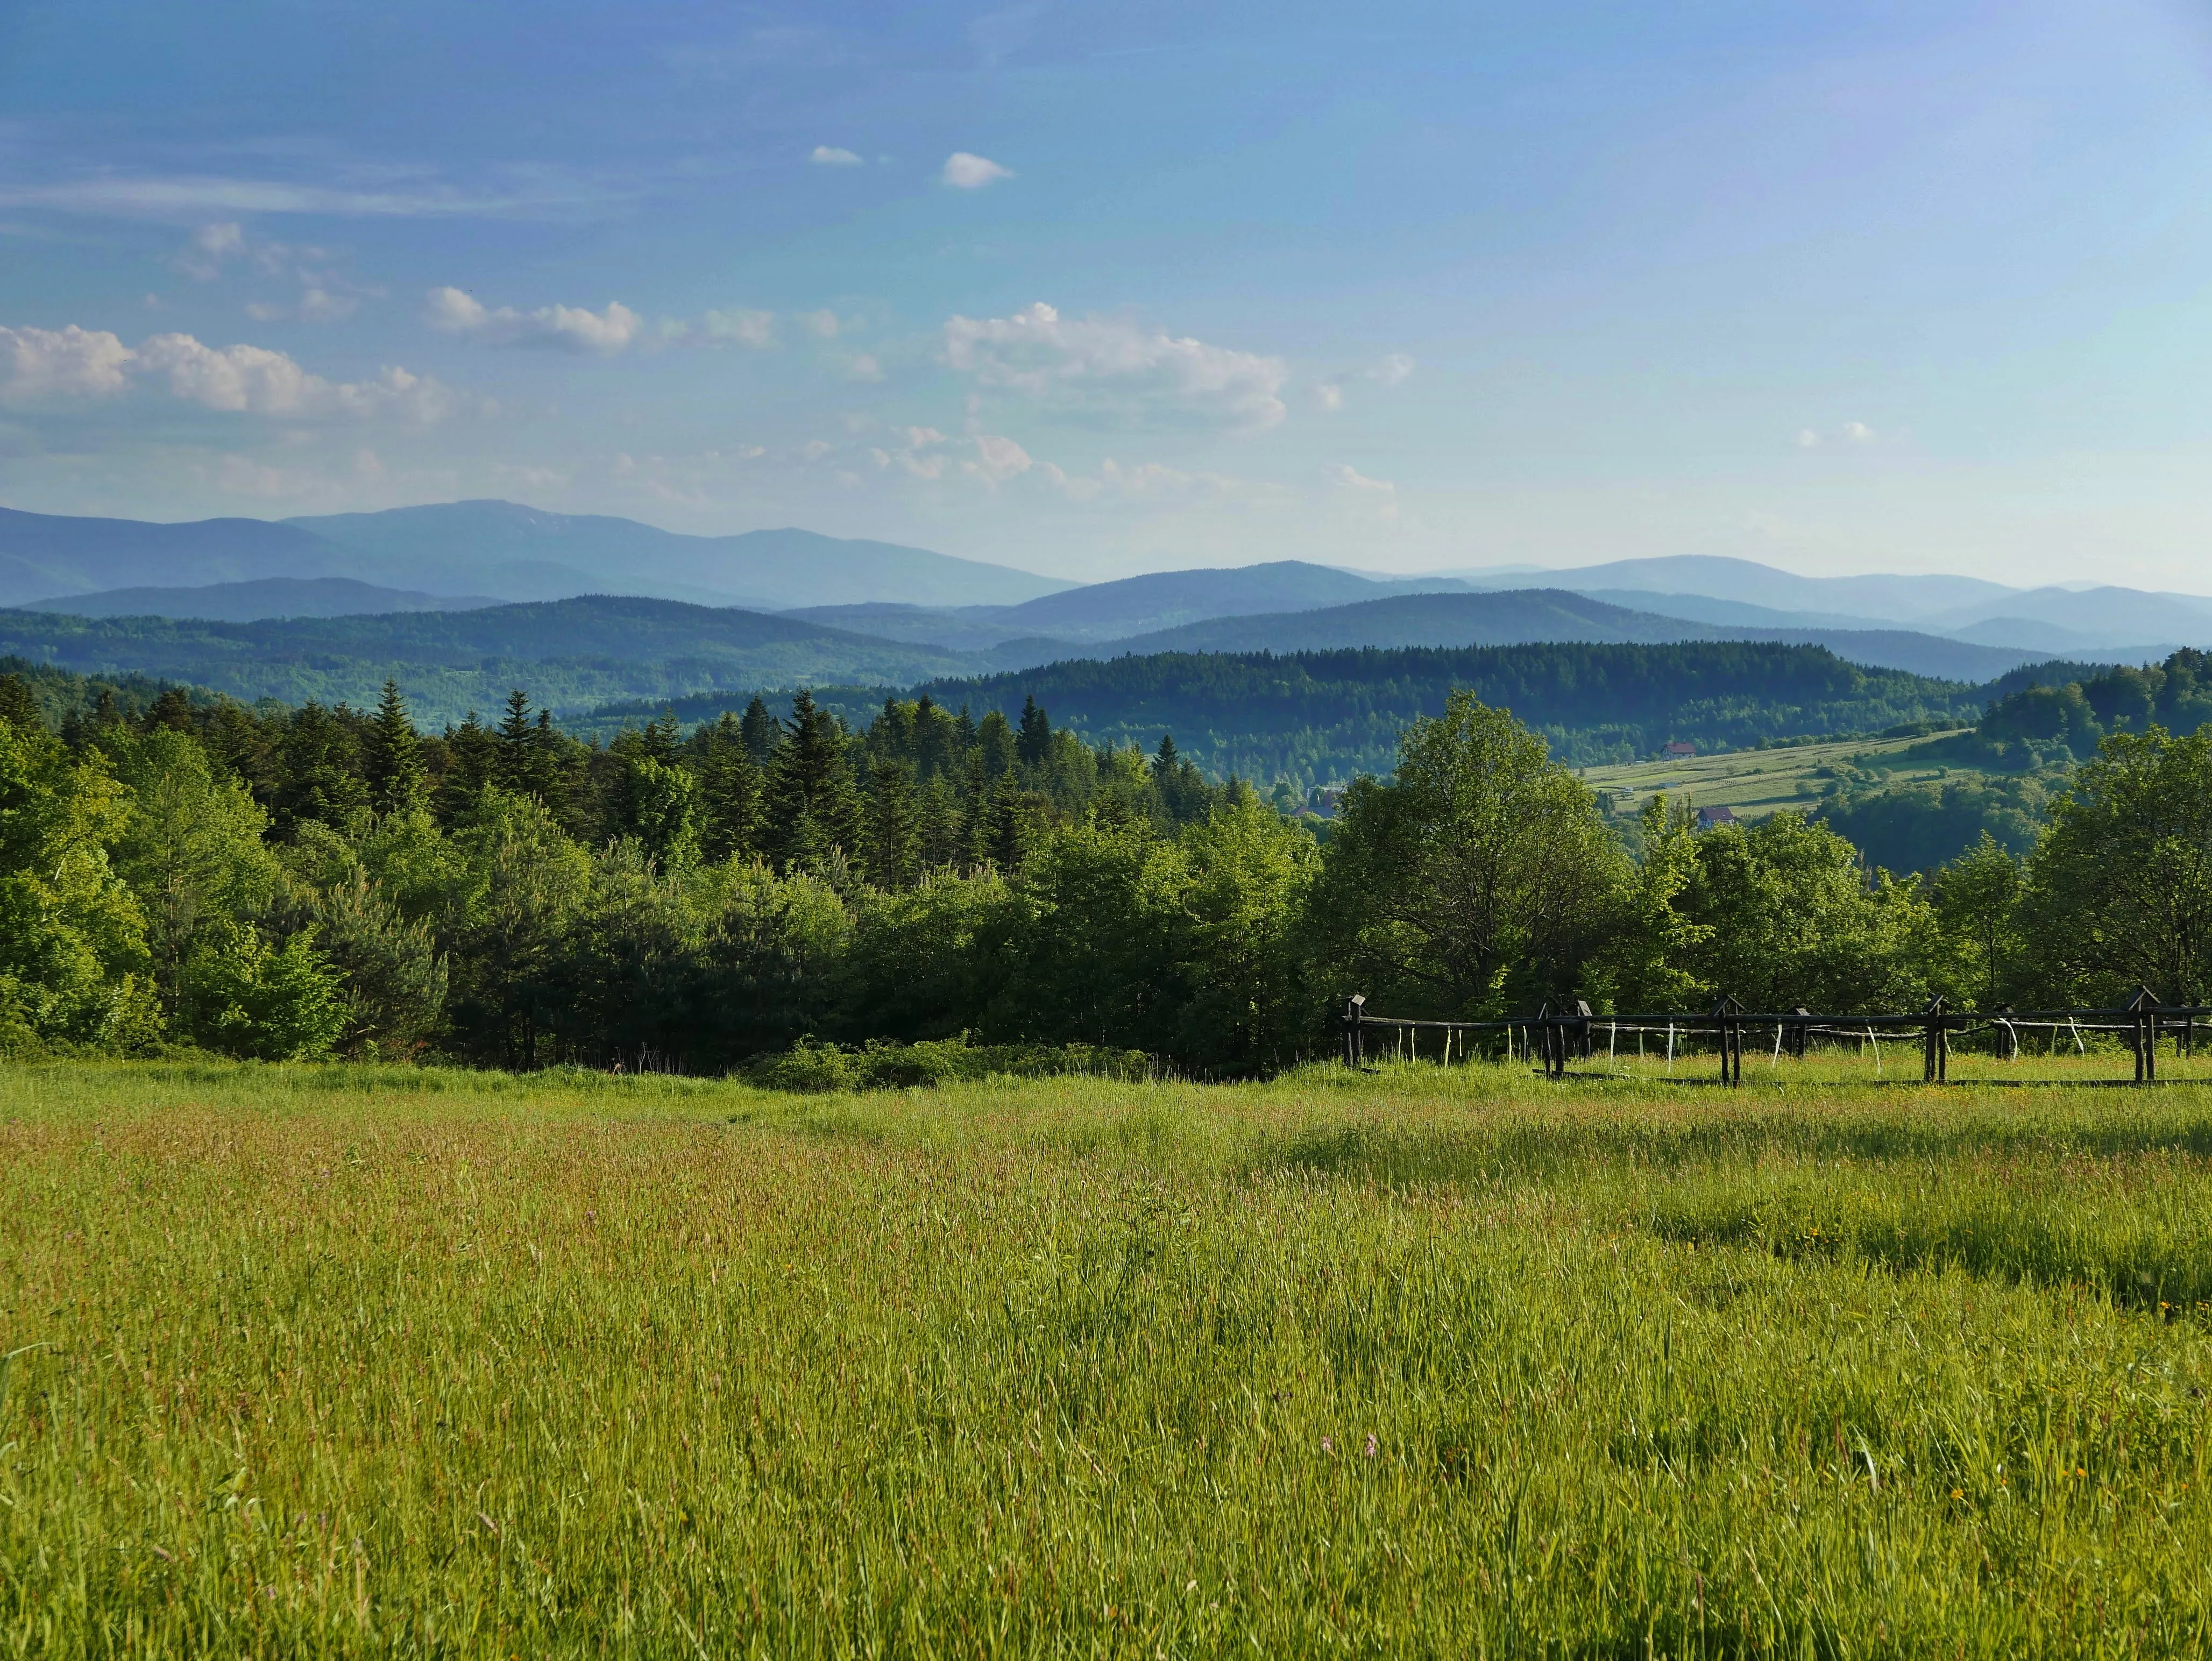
[1339,989,2205,1086]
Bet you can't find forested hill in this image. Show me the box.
[598,641,1998,782]
[0,597,972,720]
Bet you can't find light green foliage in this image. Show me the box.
[2022,725,2212,1004]
[1661,805,1938,1011]
[174,923,346,1060]
[6,1063,2212,1652]
[1936,830,2028,1007]
[625,755,702,866]
[0,722,154,1050]
[983,817,1189,1047]
[104,725,280,1007]
[1314,690,1631,1016]
[1170,787,1321,1070]
[441,789,595,1068]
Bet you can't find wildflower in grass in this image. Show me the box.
[1365,1433,1378,1458]
[1321,1436,1334,1456]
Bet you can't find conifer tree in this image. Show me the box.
[0,673,41,734]
[1016,695,1052,768]
[492,690,563,804]
[977,709,1017,779]
[866,758,921,890]
[761,690,867,875]
[363,680,428,814]
[697,712,762,861]
[435,712,498,822]
[739,696,780,765]
[141,688,195,734]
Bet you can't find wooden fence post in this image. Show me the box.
[1923,997,1945,1083]
[1343,994,1365,1068]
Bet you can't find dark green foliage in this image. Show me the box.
[1814,773,2050,874]
[761,691,868,878]
[364,680,429,814]
[0,673,41,733]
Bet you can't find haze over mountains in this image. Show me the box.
[0,502,2204,701]
[0,501,1069,613]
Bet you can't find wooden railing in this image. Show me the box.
[1338,989,2203,1086]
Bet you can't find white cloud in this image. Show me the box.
[701,308,774,346]
[425,287,641,354]
[1367,353,1415,387]
[810,146,863,167]
[966,433,1033,484]
[0,321,455,421]
[941,152,1015,189]
[137,334,456,421]
[1313,382,1345,413]
[1327,462,1395,494]
[798,309,840,339]
[1796,421,1881,449]
[942,301,1289,431]
[844,353,884,382]
[0,324,136,401]
[176,221,246,281]
[1326,462,1400,522]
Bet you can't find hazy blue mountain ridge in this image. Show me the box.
[22,577,502,622]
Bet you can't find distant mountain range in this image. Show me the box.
[21,577,501,622]
[2,501,2206,682]
[0,501,1069,612]
[0,585,2131,725]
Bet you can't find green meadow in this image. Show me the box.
[6,1059,2212,1656]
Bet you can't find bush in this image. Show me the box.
[739,1036,1151,1093]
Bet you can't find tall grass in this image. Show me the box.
[3,1058,2211,1654]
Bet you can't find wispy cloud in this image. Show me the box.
[941,152,1015,189]
[0,171,613,221]
[810,146,864,167]
[426,287,641,354]
[944,301,1289,430]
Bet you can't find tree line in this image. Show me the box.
[3,671,2207,1074]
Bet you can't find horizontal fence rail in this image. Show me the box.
[1338,990,2206,1087]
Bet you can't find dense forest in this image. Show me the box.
[0,597,973,719]
[9,649,2212,1077]
[1811,649,2212,872]
[599,640,2041,783]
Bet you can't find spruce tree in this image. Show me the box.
[697,713,762,861]
[492,690,563,804]
[435,713,497,822]
[364,680,428,814]
[0,673,41,734]
[866,759,920,890]
[977,709,1017,779]
[1016,695,1052,768]
[739,696,780,765]
[761,690,867,875]
[141,687,194,734]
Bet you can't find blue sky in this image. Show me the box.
[3,0,2211,585]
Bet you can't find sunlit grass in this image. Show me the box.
[5,1059,2212,1653]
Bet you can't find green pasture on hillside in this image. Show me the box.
[1585,731,1949,822]
[6,1060,2212,1654]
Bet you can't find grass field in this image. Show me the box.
[1585,732,1952,822]
[7,1059,2212,1655]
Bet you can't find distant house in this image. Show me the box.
[1663,741,1697,758]
[1696,805,1739,830]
